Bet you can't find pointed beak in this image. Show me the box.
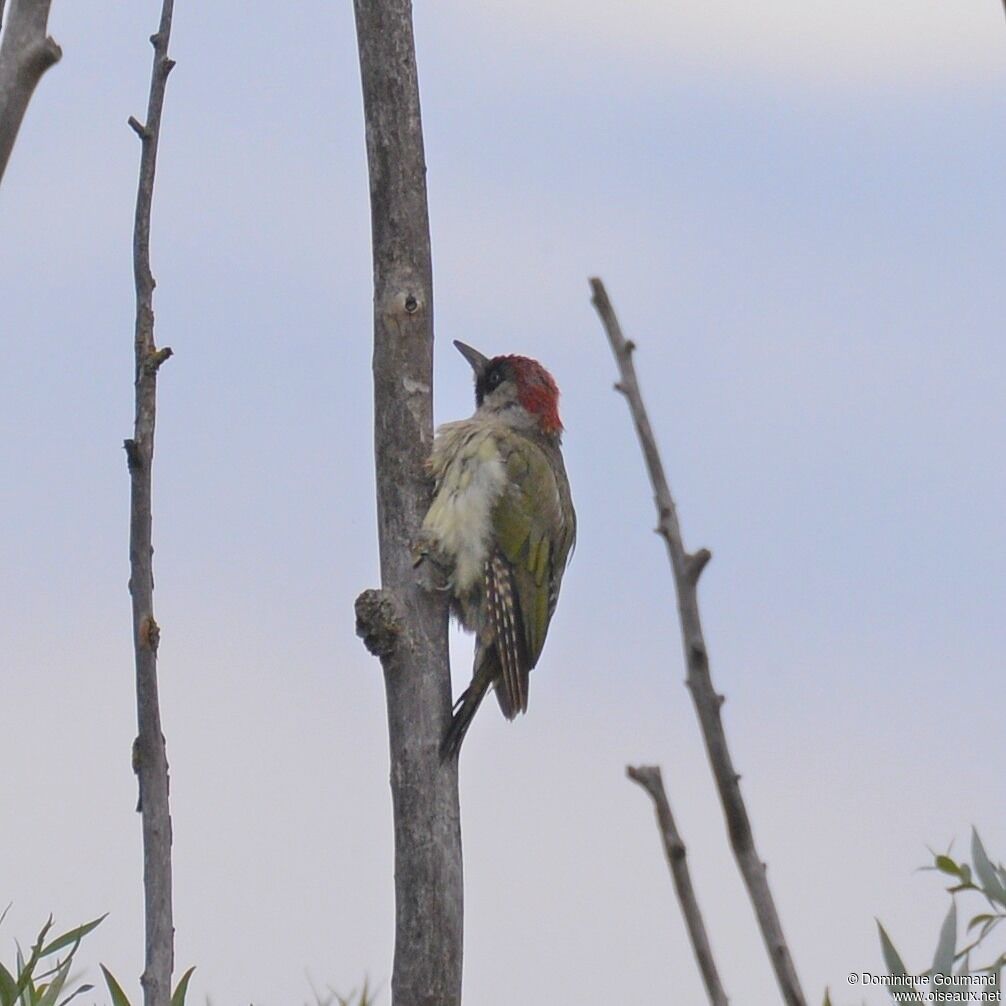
[453,340,490,378]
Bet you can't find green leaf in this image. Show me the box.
[15,946,35,1006]
[13,918,54,1005]
[972,829,1006,907]
[929,902,956,976]
[171,967,195,1006]
[0,962,17,1006]
[822,989,833,1006]
[35,957,71,1006]
[100,967,132,1006]
[878,921,909,975]
[40,917,105,958]
[55,984,92,1006]
[968,913,996,933]
[877,921,923,1002]
[935,855,960,877]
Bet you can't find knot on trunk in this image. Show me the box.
[355,588,402,658]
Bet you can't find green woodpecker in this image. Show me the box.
[415,341,576,759]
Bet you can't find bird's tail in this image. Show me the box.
[440,649,497,761]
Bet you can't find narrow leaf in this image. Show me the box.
[56,984,93,1006]
[40,917,105,958]
[878,921,922,1002]
[14,945,35,1006]
[13,918,53,1003]
[170,967,195,1006]
[878,921,910,975]
[0,962,17,1006]
[930,902,956,976]
[35,957,71,1006]
[100,967,131,1006]
[968,913,996,933]
[972,829,1006,906]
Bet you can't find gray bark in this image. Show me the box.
[0,0,60,185]
[352,3,463,1005]
[125,5,176,1006]
[627,765,729,1006]
[592,279,807,1006]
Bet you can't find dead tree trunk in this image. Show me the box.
[0,0,60,184]
[353,3,464,1005]
[125,4,177,1006]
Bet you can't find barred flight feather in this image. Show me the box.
[486,552,528,717]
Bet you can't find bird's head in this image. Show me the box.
[454,340,563,438]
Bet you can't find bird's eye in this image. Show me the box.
[486,370,502,390]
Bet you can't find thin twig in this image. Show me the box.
[0,0,61,184]
[126,4,176,1006]
[591,278,806,1006]
[627,765,729,1006]
[353,2,463,1003]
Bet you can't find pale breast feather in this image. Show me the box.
[423,421,508,593]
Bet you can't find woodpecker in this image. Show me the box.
[415,340,576,759]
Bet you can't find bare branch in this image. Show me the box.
[127,4,177,1006]
[685,547,713,585]
[0,0,61,184]
[128,115,149,140]
[353,2,463,1003]
[627,765,729,1006]
[592,278,806,1006]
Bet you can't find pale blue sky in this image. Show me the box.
[1,3,1004,1004]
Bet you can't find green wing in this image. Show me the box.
[488,432,576,716]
